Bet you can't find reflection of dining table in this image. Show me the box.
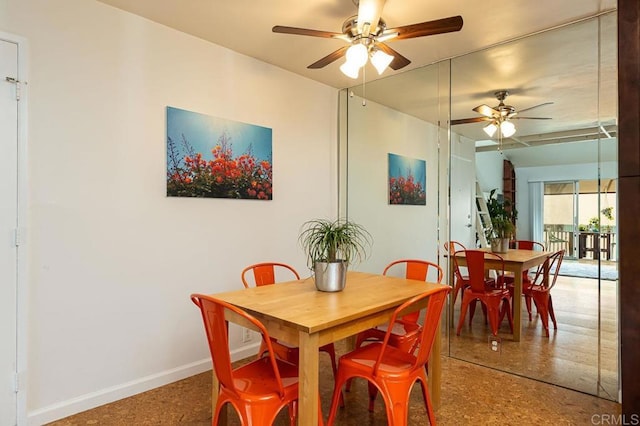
[453,249,551,341]
[209,271,448,425]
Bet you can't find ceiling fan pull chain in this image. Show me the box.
[362,65,367,106]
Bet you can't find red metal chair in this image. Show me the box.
[354,259,444,353]
[326,286,450,426]
[241,262,339,396]
[526,250,565,336]
[241,262,338,367]
[455,250,513,336]
[241,262,300,288]
[503,240,545,320]
[344,259,442,397]
[191,294,324,426]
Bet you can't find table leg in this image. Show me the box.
[427,322,441,409]
[448,261,456,328]
[513,268,522,342]
[298,331,320,426]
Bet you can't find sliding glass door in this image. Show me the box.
[543,181,578,258]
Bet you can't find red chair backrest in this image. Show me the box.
[531,250,565,290]
[457,250,505,292]
[372,286,450,376]
[241,262,300,288]
[512,240,545,251]
[190,294,286,398]
[444,241,466,255]
[383,259,443,323]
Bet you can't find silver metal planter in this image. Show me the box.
[313,260,347,292]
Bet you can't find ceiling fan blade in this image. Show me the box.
[516,101,554,114]
[357,0,386,36]
[307,46,350,69]
[473,104,499,118]
[272,25,345,39]
[511,116,552,120]
[376,43,411,70]
[386,15,463,41]
[451,117,492,125]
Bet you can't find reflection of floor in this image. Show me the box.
[558,259,618,280]
[448,275,618,400]
[49,340,620,425]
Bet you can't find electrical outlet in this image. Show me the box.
[489,336,501,354]
[242,328,252,343]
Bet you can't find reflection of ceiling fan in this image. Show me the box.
[272,0,463,78]
[451,90,553,138]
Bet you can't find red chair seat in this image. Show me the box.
[231,357,299,395]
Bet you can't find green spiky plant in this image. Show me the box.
[298,219,373,269]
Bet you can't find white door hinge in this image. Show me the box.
[14,228,22,247]
[5,76,24,101]
[13,372,19,393]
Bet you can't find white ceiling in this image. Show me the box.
[96,0,616,89]
[96,0,618,168]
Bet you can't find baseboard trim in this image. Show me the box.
[27,343,259,425]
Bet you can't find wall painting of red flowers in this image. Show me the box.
[388,153,426,205]
[166,106,273,200]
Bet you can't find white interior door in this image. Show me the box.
[0,38,19,426]
[450,154,475,248]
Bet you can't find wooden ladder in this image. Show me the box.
[475,181,491,248]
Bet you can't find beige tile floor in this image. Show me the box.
[49,347,620,425]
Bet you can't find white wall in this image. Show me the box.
[476,150,505,195]
[2,0,338,423]
[346,96,439,273]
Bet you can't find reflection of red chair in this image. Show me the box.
[326,286,450,426]
[241,262,338,381]
[526,250,564,336]
[503,240,545,320]
[455,250,513,336]
[444,241,470,306]
[191,294,324,426]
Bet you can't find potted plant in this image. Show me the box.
[485,189,516,253]
[298,218,373,292]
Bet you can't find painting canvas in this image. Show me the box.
[388,153,426,205]
[166,106,273,200]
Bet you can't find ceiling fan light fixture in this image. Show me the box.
[500,120,516,137]
[356,0,386,33]
[340,59,360,79]
[346,43,368,68]
[370,48,393,74]
[483,122,498,137]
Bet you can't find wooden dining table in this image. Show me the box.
[453,248,552,342]
[210,271,448,425]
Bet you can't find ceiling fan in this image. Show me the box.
[272,0,463,78]
[451,90,553,138]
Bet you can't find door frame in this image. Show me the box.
[1,30,29,426]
